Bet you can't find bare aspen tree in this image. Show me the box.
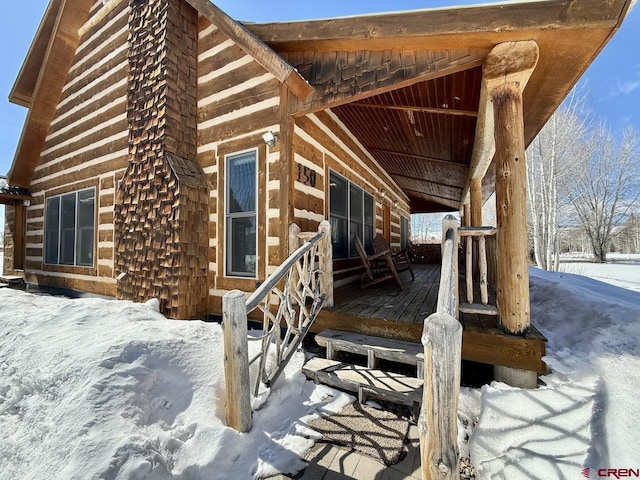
[526,88,588,270]
[566,125,640,261]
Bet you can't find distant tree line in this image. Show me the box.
[526,85,640,268]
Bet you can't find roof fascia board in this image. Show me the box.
[9,0,64,107]
[185,0,312,100]
[245,0,627,52]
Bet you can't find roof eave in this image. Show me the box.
[8,0,63,108]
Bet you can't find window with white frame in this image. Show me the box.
[225,150,257,277]
[44,188,95,266]
[329,171,375,259]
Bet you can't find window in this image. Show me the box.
[225,150,257,277]
[45,188,95,266]
[329,171,375,259]
[401,216,410,250]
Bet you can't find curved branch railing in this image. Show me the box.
[223,221,332,432]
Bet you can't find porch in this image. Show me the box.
[312,262,547,375]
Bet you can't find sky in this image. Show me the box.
[1,256,639,478]
[0,0,638,224]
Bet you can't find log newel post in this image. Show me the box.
[419,312,462,480]
[419,215,462,480]
[318,220,334,308]
[222,290,252,432]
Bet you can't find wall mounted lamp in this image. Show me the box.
[262,131,278,147]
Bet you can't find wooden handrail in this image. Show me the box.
[222,221,332,432]
[419,214,461,480]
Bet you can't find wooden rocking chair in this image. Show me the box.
[373,234,415,282]
[354,234,404,290]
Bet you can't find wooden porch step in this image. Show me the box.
[459,303,498,315]
[302,357,423,410]
[0,275,25,289]
[315,329,425,379]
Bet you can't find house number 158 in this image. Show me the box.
[296,164,317,187]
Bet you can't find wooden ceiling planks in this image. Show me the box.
[331,68,480,213]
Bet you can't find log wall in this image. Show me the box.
[22,0,132,295]
[196,18,281,313]
[293,110,410,286]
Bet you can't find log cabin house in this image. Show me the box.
[2,0,631,384]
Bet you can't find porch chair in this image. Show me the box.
[372,234,415,282]
[353,233,404,290]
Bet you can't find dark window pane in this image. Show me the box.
[76,228,94,266]
[364,192,374,226]
[329,173,347,217]
[60,229,75,265]
[228,216,256,275]
[45,197,60,264]
[349,220,363,257]
[61,193,76,229]
[77,189,95,228]
[330,217,348,259]
[349,184,363,222]
[227,153,256,213]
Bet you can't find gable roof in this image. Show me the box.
[7,0,632,212]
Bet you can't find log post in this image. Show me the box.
[440,215,459,319]
[419,312,462,480]
[493,83,530,335]
[289,223,302,292]
[318,220,334,308]
[223,290,252,432]
[462,202,471,228]
[470,178,483,227]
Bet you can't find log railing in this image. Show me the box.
[223,221,332,432]
[419,215,462,480]
[459,226,498,316]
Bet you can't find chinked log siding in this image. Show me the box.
[197,19,283,303]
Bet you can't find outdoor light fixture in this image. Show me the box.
[392,199,399,210]
[378,187,387,202]
[262,131,278,147]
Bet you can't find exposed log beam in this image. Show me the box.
[385,171,463,191]
[462,40,539,204]
[350,102,477,118]
[368,147,469,170]
[403,187,459,203]
[185,0,312,100]
[406,190,461,210]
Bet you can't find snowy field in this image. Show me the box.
[559,253,640,292]
[1,260,639,479]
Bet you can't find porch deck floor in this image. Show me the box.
[314,264,547,373]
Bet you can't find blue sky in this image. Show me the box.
[0,0,638,224]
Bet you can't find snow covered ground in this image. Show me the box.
[559,254,640,292]
[467,265,640,478]
[0,259,639,479]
